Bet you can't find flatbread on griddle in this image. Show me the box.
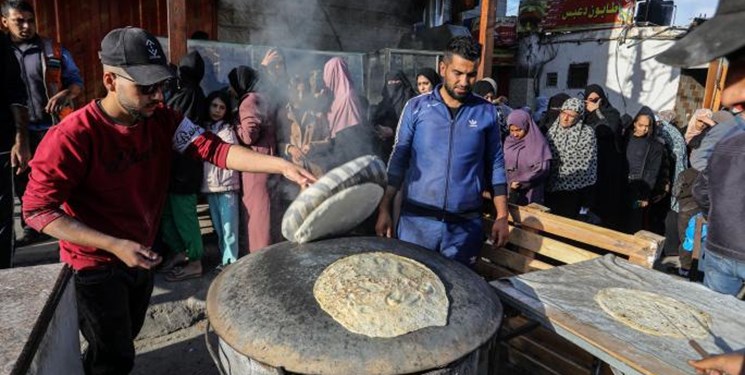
[314,252,449,338]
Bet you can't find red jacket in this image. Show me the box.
[23,101,231,270]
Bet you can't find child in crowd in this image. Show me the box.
[201,91,241,269]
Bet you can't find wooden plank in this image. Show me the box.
[509,335,591,375]
[475,260,514,281]
[481,246,553,273]
[503,315,597,365]
[477,0,495,79]
[492,280,685,375]
[168,0,187,63]
[632,230,665,268]
[505,205,657,268]
[507,345,562,375]
[508,226,601,265]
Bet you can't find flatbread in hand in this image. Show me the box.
[313,252,449,338]
[595,288,712,339]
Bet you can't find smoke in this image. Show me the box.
[217,0,415,52]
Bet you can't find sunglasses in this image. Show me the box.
[114,73,168,95]
[586,97,601,103]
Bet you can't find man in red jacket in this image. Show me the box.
[21,27,314,374]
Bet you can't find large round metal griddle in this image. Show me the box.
[206,237,503,375]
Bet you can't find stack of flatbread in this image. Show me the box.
[281,155,387,243]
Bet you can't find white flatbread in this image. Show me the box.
[595,288,712,339]
[293,183,383,243]
[313,252,449,338]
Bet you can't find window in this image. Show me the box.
[567,63,590,89]
[546,72,558,87]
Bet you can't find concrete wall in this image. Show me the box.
[217,0,416,52]
[515,27,686,116]
[28,279,83,375]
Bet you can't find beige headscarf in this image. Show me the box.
[685,108,712,144]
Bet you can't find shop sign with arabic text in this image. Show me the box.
[543,0,636,31]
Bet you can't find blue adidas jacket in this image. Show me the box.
[387,85,506,214]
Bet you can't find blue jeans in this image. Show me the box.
[207,192,239,265]
[397,213,483,267]
[703,250,745,296]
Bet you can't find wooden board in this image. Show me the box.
[505,205,659,268]
[492,280,687,375]
[481,246,553,274]
[507,226,601,265]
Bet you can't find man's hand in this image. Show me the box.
[282,162,317,188]
[510,181,521,190]
[45,89,70,114]
[375,209,393,238]
[110,239,162,269]
[10,136,30,174]
[688,352,745,375]
[490,216,509,248]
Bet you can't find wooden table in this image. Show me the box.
[491,255,745,375]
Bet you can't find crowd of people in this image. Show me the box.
[1,0,744,373]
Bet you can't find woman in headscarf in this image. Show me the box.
[372,70,416,159]
[277,73,331,179]
[538,93,570,134]
[474,79,510,138]
[583,84,625,229]
[653,110,688,253]
[323,57,375,166]
[685,108,713,144]
[545,98,598,219]
[473,80,496,102]
[229,66,276,253]
[504,109,552,205]
[415,68,441,94]
[623,106,670,234]
[687,109,734,149]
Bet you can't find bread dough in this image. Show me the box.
[595,288,712,339]
[314,252,449,338]
[294,183,383,243]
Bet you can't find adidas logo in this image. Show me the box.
[468,119,478,128]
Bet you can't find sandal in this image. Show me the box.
[165,263,202,282]
[157,253,188,274]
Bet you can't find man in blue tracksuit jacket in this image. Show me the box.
[376,36,509,267]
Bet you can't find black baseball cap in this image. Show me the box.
[657,0,745,67]
[99,27,174,85]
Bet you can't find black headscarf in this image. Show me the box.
[167,51,205,123]
[473,80,495,98]
[538,93,570,133]
[626,106,664,192]
[416,68,441,89]
[380,70,415,118]
[228,66,260,100]
[584,85,622,130]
